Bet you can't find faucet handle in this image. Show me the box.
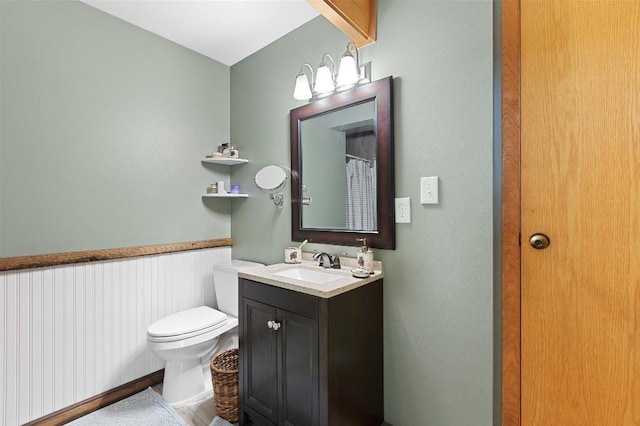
[331,252,346,269]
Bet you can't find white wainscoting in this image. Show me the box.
[0,247,232,426]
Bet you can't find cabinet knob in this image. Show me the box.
[267,320,281,331]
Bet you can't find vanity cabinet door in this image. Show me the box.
[278,309,319,426]
[243,298,278,423]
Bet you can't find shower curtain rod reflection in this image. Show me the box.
[346,154,374,163]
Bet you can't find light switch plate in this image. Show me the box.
[395,197,411,223]
[420,176,439,204]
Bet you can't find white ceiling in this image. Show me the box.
[81,0,320,66]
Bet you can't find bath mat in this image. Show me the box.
[209,416,234,426]
[68,387,187,425]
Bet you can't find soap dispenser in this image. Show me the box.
[356,238,374,270]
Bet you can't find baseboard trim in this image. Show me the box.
[24,369,165,425]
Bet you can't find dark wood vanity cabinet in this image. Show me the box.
[238,278,383,426]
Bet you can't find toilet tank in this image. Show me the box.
[212,260,264,317]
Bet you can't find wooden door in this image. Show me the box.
[520,0,640,424]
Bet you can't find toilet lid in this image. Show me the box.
[147,306,227,338]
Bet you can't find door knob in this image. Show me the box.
[529,233,550,249]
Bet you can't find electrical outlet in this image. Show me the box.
[420,176,439,204]
[395,197,411,223]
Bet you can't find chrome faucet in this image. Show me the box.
[313,251,342,269]
[313,251,333,268]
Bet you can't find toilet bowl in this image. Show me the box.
[146,259,263,407]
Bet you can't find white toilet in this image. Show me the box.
[147,259,263,407]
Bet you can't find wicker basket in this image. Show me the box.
[210,348,239,423]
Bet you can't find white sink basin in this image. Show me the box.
[273,267,343,284]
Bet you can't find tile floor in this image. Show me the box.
[152,383,238,426]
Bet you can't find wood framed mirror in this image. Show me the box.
[290,76,395,249]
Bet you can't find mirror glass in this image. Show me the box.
[290,77,395,249]
[255,165,287,192]
[300,101,376,230]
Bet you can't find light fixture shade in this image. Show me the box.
[314,64,335,94]
[337,54,359,86]
[293,73,312,100]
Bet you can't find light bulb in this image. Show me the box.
[293,73,312,100]
[337,54,359,86]
[314,64,335,94]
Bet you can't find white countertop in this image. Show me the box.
[238,258,383,298]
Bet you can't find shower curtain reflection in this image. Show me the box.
[346,158,377,231]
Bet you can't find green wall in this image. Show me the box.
[0,0,231,257]
[230,1,495,425]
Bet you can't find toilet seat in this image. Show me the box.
[147,306,227,343]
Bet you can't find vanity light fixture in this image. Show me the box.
[314,53,336,94]
[293,63,314,101]
[293,42,371,101]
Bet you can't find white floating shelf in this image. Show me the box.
[201,157,248,165]
[202,193,249,198]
